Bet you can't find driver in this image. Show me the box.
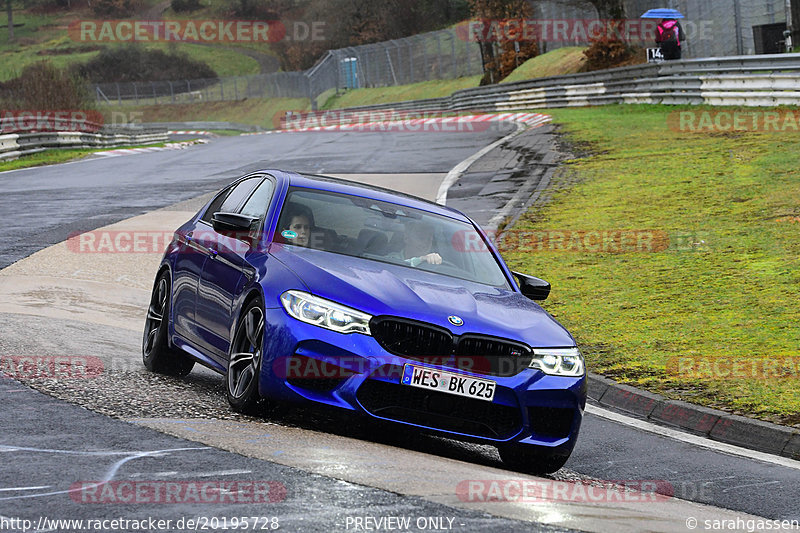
[394,220,442,267]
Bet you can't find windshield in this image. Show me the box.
[275,187,510,289]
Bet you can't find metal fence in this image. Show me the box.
[300,53,800,112]
[536,0,792,59]
[94,72,310,106]
[94,28,484,106]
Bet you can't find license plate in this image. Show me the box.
[401,364,496,402]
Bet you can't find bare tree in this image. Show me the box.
[587,0,625,19]
[6,0,13,42]
[468,0,535,84]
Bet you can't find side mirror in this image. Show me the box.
[512,271,551,301]
[211,212,259,236]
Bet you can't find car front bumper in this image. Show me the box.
[259,308,586,451]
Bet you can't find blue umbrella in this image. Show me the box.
[641,8,684,19]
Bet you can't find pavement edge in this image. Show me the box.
[587,373,800,460]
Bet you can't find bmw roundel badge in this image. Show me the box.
[448,315,464,326]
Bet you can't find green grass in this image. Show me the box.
[206,129,244,136]
[503,104,800,425]
[0,149,95,172]
[0,41,259,82]
[0,140,166,172]
[100,97,311,128]
[150,42,260,77]
[501,46,587,83]
[0,10,58,46]
[0,4,262,81]
[321,75,482,109]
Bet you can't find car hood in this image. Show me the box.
[270,246,574,347]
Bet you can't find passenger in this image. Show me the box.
[280,204,313,247]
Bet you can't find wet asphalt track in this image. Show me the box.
[1,129,799,529]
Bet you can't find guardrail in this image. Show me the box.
[142,121,263,132]
[324,53,800,114]
[452,53,800,110]
[0,128,168,161]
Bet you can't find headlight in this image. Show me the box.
[280,290,372,335]
[529,347,585,377]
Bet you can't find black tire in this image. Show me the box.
[142,271,195,377]
[226,299,265,414]
[498,444,571,475]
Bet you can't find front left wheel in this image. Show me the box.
[142,271,195,377]
[226,300,265,414]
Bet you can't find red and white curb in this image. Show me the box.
[167,130,218,136]
[243,112,551,135]
[93,139,209,158]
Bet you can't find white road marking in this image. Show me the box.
[171,469,253,478]
[436,121,526,205]
[721,480,783,493]
[0,486,51,492]
[0,445,210,501]
[586,404,800,471]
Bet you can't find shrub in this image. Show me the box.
[230,0,283,20]
[0,61,93,110]
[74,45,217,83]
[582,36,634,71]
[89,0,143,17]
[171,0,202,13]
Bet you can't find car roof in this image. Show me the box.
[263,170,472,223]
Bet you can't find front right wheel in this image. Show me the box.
[226,300,266,414]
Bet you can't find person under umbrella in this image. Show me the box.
[656,18,686,59]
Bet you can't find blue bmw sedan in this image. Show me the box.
[143,170,586,473]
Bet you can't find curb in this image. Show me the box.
[167,130,217,136]
[92,139,209,158]
[242,112,551,135]
[587,373,800,461]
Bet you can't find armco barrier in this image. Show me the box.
[0,128,168,161]
[452,54,800,110]
[320,54,800,114]
[144,121,263,132]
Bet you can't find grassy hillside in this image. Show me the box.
[506,104,800,425]
[501,46,587,83]
[0,2,262,81]
[102,97,311,128]
[321,76,482,110]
